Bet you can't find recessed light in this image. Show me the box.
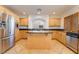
[53,12,56,15]
[23,12,26,15]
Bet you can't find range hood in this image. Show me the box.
[28,15,49,32]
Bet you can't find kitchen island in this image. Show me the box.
[19,28,64,50]
[26,32,53,49]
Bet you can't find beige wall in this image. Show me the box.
[0,5,19,25]
[62,6,79,17]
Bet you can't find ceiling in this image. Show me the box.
[4,5,77,17]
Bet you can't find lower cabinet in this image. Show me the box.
[19,30,28,39]
[15,29,20,41]
[26,33,52,49]
[52,31,58,39]
[60,32,67,45]
[52,31,66,45]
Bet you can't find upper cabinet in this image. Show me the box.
[19,18,28,26]
[64,15,72,32]
[72,13,79,32]
[64,12,79,32]
[49,18,61,27]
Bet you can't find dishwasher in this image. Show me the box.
[66,32,79,53]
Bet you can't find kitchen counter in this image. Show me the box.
[66,32,79,38]
[26,32,52,49]
[19,26,64,31]
[19,28,64,31]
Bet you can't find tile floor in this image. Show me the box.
[5,39,75,54]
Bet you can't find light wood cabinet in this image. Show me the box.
[15,30,28,41]
[19,30,28,39]
[64,15,72,32]
[19,18,28,26]
[64,12,79,32]
[72,13,79,32]
[26,33,52,49]
[59,31,67,45]
[52,31,66,45]
[49,18,61,27]
[52,31,59,39]
[15,28,20,41]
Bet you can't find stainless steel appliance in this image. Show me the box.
[78,39,79,53]
[0,13,15,53]
[8,16,15,48]
[66,32,78,53]
[0,13,2,53]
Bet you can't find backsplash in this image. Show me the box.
[28,15,49,29]
[19,16,64,30]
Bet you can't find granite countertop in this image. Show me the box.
[19,28,64,31]
[19,26,64,31]
[66,32,79,38]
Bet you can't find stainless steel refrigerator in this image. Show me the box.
[0,13,15,53]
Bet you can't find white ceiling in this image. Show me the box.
[4,5,76,17]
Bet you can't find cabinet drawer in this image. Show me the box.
[19,30,28,39]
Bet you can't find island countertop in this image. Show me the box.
[19,26,64,31]
[19,28,64,31]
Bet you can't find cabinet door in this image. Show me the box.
[68,16,71,32]
[19,30,28,39]
[73,13,78,33]
[64,13,79,32]
[64,17,67,31]
[52,31,60,40]
[64,16,71,32]
[20,18,28,26]
[61,32,67,45]
[49,18,61,27]
[65,15,74,32]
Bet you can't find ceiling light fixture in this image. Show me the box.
[37,8,42,15]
